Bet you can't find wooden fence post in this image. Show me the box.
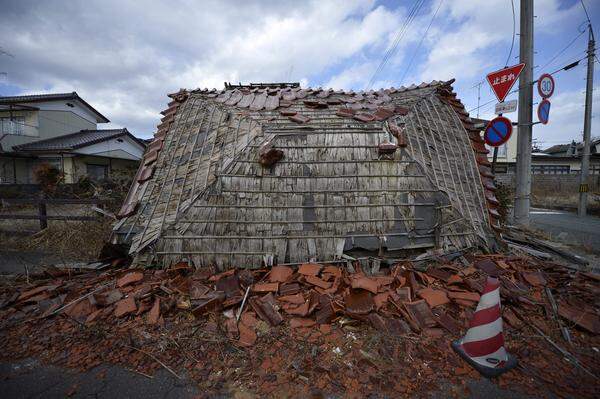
[38,193,48,230]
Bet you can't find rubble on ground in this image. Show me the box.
[0,254,599,397]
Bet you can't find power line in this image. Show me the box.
[504,0,516,67]
[580,0,592,25]
[367,0,425,89]
[538,28,586,72]
[399,0,444,86]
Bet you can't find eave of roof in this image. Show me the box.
[0,92,110,123]
[13,128,138,152]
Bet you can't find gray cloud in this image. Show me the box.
[0,0,403,137]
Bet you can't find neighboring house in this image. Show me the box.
[0,92,145,184]
[532,138,600,174]
[115,81,500,268]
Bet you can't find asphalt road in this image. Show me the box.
[0,358,540,399]
[529,208,600,252]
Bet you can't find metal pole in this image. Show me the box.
[514,0,534,226]
[578,25,595,217]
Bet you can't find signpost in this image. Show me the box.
[484,116,513,147]
[537,99,551,125]
[486,63,526,102]
[537,73,555,98]
[485,116,513,174]
[495,99,518,115]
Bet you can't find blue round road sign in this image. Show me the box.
[484,116,513,147]
[538,99,551,125]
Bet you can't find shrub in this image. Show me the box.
[33,163,63,194]
[495,182,513,225]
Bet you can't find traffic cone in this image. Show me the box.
[452,276,517,378]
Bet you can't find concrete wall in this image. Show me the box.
[495,173,600,193]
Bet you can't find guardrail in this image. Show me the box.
[0,197,111,229]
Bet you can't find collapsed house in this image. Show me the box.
[114,80,500,268]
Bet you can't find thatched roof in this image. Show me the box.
[115,80,499,269]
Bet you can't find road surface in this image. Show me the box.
[529,208,600,253]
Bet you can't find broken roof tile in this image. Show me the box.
[277,293,305,305]
[117,272,144,288]
[305,275,332,289]
[288,114,311,124]
[350,275,379,294]
[417,288,449,308]
[114,297,136,318]
[345,289,374,315]
[237,93,255,108]
[249,293,283,326]
[298,263,321,276]
[249,92,267,111]
[522,272,547,287]
[353,113,376,123]
[224,90,243,106]
[280,283,301,296]
[290,317,316,329]
[264,94,280,111]
[253,282,279,293]
[447,290,480,302]
[403,300,436,329]
[336,108,356,117]
[269,266,293,283]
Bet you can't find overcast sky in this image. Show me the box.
[0,0,598,148]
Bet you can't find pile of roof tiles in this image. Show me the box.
[0,255,598,397]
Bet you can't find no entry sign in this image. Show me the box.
[538,99,551,125]
[484,116,513,147]
[537,73,555,98]
[486,63,525,102]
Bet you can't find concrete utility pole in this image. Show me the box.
[578,25,595,217]
[514,0,534,226]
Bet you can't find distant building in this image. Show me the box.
[532,139,600,174]
[0,92,146,184]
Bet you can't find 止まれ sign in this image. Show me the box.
[486,63,525,102]
[484,116,513,147]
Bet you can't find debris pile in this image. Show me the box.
[0,255,599,397]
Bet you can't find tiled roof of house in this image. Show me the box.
[116,80,500,268]
[14,128,135,151]
[0,92,110,123]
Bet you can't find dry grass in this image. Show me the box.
[0,219,113,260]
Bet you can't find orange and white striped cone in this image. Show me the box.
[452,276,517,378]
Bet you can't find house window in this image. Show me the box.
[86,164,108,181]
[531,165,570,174]
[0,117,25,135]
[591,164,600,175]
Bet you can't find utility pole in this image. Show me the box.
[514,0,534,226]
[578,24,595,217]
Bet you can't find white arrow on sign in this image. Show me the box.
[495,99,518,115]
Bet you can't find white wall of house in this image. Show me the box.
[74,135,144,160]
[0,99,100,151]
[34,99,101,124]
